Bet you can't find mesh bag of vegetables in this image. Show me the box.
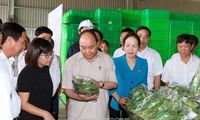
[72,75,99,95]
[126,85,199,120]
[189,63,200,97]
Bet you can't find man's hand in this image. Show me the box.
[78,94,98,102]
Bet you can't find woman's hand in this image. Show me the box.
[118,97,127,107]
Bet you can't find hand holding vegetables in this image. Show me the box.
[72,75,99,95]
[77,93,98,102]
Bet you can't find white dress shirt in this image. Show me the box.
[0,50,21,119]
[113,47,125,58]
[162,53,200,87]
[137,47,163,90]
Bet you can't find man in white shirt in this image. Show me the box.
[113,28,134,58]
[162,34,200,87]
[136,26,163,90]
[0,22,27,119]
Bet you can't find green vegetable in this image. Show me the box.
[72,76,99,95]
[189,63,200,97]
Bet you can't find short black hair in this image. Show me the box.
[121,27,135,34]
[25,38,53,66]
[35,26,53,37]
[136,26,151,37]
[101,40,109,47]
[190,34,198,46]
[93,28,103,40]
[2,22,26,44]
[176,33,193,45]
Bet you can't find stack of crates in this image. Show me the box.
[191,15,200,57]
[141,9,170,64]
[94,8,122,55]
[121,9,142,30]
[61,9,94,68]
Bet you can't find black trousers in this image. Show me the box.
[109,106,129,119]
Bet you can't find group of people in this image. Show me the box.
[0,20,61,120]
[63,19,200,120]
[0,17,199,120]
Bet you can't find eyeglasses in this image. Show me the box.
[40,51,54,59]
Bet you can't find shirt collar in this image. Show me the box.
[176,53,194,63]
[0,50,15,63]
[78,50,101,61]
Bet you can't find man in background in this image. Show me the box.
[67,19,93,58]
[136,26,163,90]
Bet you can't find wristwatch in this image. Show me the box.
[100,81,104,88]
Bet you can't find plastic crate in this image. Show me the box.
[192,31,200,40]
[63,9,94,24]
[157,50,170,65]
[122,20,141,28]
[63,24,79,41]
[185,14,200,21]
[170,20,193,31]
[94,8,122,25]
[121,9,142,20]
[194,49,200,57]
[97,25,122,44]
[60,40,76,68]
[150,30,169,41]
[192,22,200,32]
[142,9,170,20]
[141,20,169,30]
[109,43,121,56]
[148,39,169,50]
[169,30,192,42]
[170,13,185,21]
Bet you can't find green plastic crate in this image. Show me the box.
[142,9,170,20]
[121,9,142,20]
[97,25,122,44]
[170,13,185,21]
[141,20,169,30]
[64,24,79,41]
[60,40,77,70]
[185,14,200,21]
[192,31,200,39]
[192,22,200,32]
[169,30,192,42]
[122,20,141,28]
[157,50,170,65]
[170,20,193,31]
[148,39,169,50]
[63,9,94,24]
[94,8,122,26]
[109,43,121,56]
[150,30,169,41]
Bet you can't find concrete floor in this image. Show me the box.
[58,98,67,120]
